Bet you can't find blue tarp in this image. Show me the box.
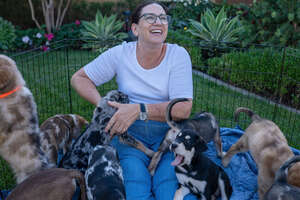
[204,127,300,200]
[1,127,299,200]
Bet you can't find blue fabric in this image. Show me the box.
[204,126,300,200]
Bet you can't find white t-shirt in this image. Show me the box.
[84,41,193,104]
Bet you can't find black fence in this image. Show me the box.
[5,39,300,149]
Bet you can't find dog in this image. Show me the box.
[264,155,300,200]
[148,98,222,175]
[222,107,300,199]
[170,129,232,200]
[0,55,54,184]
[85,145,125,200]
[40,114,89,165]
[6,168,87,200]
[60,90,154,173]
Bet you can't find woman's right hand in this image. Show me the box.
[105,102,140,137]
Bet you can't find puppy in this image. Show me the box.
[6,168,87,200]
[264,155,300,200]
[170,129,232,200]
[85,145,125,200]
[0,55,54,184]
[148,98,222,175]
[60,90,154,173]
[222,107,300,199]
[40,114,89,165]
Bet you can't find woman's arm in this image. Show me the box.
[105,99,193,136]
[71,67,101,106]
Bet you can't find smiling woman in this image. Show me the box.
[70,1,196,200]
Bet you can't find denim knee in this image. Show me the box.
[111,137,154,200]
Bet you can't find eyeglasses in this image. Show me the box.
[139,13,171,25]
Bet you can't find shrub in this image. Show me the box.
[206,48,300,107]
[168,0,215,30]
[0,17,16,51]
[233,0,300,48]
[14,27,46,50]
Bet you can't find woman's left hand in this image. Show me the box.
[105,101,139,137]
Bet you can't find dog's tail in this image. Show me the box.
[234,107,261,122]
[275,155,300,184]
[68,169,87,200]
[166,98,189,129]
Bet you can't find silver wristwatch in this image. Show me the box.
[139,103,148,121]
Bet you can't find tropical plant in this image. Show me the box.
[0,17,16,51]
[187,7,243,44]
[80,10,127,52]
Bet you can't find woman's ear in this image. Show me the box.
[131,23,138,37]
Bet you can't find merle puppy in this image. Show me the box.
[264,155,300,200]
[85,145,125,200]
[60,90,154,173]
[148,98,222,176]
[170,129,232,200]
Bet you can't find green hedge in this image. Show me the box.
[206,48,300,107]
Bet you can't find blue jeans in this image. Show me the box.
[110,120,197,200]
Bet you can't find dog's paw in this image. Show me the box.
[222,157,230,167]
[173,189,185,200]
[221,151,226,157]
[148,165,155,176]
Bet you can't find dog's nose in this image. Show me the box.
[171,143,178,150]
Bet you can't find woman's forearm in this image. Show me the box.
[147,100,192,122]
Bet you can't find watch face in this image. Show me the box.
[140,112,147,120]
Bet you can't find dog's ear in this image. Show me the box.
[196,136,208,152]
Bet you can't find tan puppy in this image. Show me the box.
[6,168,87,200]
[40,114,89,165]
[222,107,300,199]
[0,55,54,184]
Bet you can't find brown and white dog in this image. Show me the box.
[6,168,87,200]
[0,54,54,184]
[222,107,300,199]
[40,114,89,165]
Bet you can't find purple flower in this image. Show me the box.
[75,20,81,25]
[42,45,50,51]
[44,33,54,41]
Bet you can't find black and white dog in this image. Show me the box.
[264,155,300,200]
[148,98,222,175]
[59,90,154,173]
[170,129,232,200]
[85,145,125,200]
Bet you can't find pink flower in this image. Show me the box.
[75,20,81,25]
[44,33,54,41]
[42,45,50,51]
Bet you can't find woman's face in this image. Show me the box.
[132,3,168,45]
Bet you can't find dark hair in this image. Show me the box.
[131,1,168,24]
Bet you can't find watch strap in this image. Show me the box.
[140,103,146,113]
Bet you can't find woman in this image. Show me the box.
[71,1,197,199]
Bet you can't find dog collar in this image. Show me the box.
[0,86,22,99]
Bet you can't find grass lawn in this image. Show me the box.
[0,49,299,190]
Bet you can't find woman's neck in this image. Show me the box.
[136,42,166,69]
